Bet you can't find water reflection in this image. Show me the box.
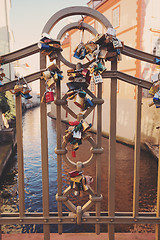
[0,106,158,233]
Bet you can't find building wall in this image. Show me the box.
[0,0,16,119]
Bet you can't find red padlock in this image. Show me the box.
[72,150,76,158]
[45,91,54,103]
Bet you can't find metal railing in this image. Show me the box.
[0,6,160,240]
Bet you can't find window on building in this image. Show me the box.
[112,6,120,28]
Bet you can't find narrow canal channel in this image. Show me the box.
[0,106,158,234]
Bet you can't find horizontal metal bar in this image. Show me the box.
[0,70,44,93]
[0,215,160,225]
[1,211,156,218]
[0,70,152,94]
[122,45,160,64]
[102,71,152,90]
[1,43,39,65]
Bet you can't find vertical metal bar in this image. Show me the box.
[56,58,63,234]
[133,86,142,218]
[156,128,160,240]
[108,60,117,240]
[95,82,102,235]
[0,195,2,240]
[16,94,25,218]
[40,54,50,240]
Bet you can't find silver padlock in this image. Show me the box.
[73,130,82,139]
[93,72,103,84]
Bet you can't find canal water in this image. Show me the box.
[0,106,158,234]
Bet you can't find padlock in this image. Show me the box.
[85,175,94,185]
[73,43,86,60]
[82,120,91,132]
[93,34,106,45]
[74,122,82,132]
[22,86,31,95]
[81,68,90,77]
[67,82,79,90]
[86,52,95,62]
[84,98,94,110]
[112,38,123,49]
[73,130,82,139]
[105,51,117,61]
[43,70,51,80]
[45,91,54,103]
[151,73,160,83]
[21,92,32,99]
[148,102,155,107]
[154,58,160,65]
[68,92,77,100]
[46,78,55,89]
[69,171,82,178]
[149,84,159,96]
[94,61,106,73]
[93,72,103,84]
[85,42,97,53]
[82,177,88,191]
[14,84,24,93]
[63,131,73,143]
[78,90,86,98]
[53,72,59,82]
[48,63,60,73]
[70,175,82,183]
[48,51,58,61]
[74,94,85,109]
[74,76,86,83]
[89,64,97,75]
[72,142,79,151]
[38,42,52,54]
[98,47,108,59]
[106,27,116,37]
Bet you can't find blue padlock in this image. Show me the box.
[38,42,52,52]
[154,58,160,65]
[21,92,32,99]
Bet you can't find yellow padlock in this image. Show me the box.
[54,72,58,82]
[82,120,90,132]
[43,70,51,80]
[74,94,85,109]
[46,78,55,88]
[14,84,23,93]
[70,175,82,183]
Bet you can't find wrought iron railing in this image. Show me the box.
[0,6,159,240]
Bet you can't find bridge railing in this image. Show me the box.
[0,12,160,240]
